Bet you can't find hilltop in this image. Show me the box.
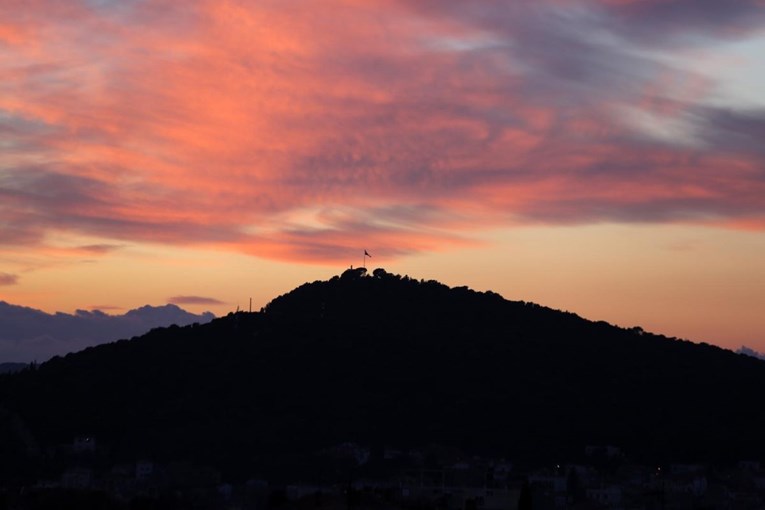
[1,268,764,482]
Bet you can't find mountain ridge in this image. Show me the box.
[0,301,215,363]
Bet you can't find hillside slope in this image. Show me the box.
[1,268,764,480]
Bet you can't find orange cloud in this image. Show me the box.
[2,0,765,266]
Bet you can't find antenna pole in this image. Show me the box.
[249,298,252,313]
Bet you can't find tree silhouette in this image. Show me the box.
[518,481,532,510]
[1,269,765,483]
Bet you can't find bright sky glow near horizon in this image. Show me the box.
[1,0,765,353]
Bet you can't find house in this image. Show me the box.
[136,460,154,481]
[62,467,93,489]
[72,435,96,453]
[587,486,622,508]
[399,467,520,510]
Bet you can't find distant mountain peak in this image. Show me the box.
[0,302,215,363]
[738,345,765,360]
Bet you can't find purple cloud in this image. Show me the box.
[168,296,226,306]
[598,0,765,42]
[0,301,215,363]
[77,244,123,254]
[0,273,19,286]
[737,346,765,360]
[1,0,764,264]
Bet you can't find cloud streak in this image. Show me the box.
[168,295,226,306]
[1,0,764,263]
[0,273,19,286]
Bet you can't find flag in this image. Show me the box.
[364,250,371,257]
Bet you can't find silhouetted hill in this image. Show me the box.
[2,268,765,482]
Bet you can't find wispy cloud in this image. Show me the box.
[0,273,19,286]
[1,0,764,264]
[88,305,124,311]
[168,295,226,306]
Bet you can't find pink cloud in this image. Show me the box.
[1,0,764,264]
[168,296,225,306]
[0,273,19,286]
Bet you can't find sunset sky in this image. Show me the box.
[1,0,764,353]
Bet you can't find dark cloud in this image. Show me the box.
[0,223,44,247]
[0,273,19,286]
[697,107,765,157]
[77,244,123,254]
[0,166,246,248]
[168,295,226,306]
[599,0,765,42]
[0,301,215,363]
[88,305,124,311]
[399,0,765,45]
[0,168,118,238]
